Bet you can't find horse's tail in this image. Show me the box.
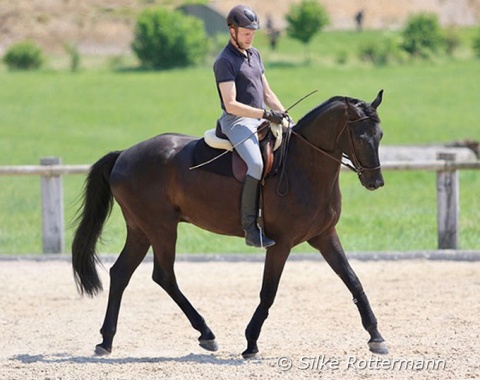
[72,151,122,297]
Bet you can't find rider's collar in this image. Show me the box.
[227,40,251,59]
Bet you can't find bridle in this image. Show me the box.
[290,114,381,176]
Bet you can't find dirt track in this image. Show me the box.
[0,257,479,380]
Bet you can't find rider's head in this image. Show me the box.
[227,5,260,50]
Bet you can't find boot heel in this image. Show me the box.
[257,225,275,248]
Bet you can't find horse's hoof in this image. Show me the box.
[241,348,259,359]
[94,344,111,356]
[368,340,389,355]
[199,339,218,352]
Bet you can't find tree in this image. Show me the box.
[401,13,445,58]
[285,0,329,62]
[131,8,208,70]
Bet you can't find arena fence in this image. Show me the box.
[0,153,479,254]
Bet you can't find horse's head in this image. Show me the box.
[338,90,384,191]
[292,90,385,190]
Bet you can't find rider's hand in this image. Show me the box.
[263,109,287,124]
[284,113,295,127]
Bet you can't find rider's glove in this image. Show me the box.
[284,113,295,127]
[263,109,287,124]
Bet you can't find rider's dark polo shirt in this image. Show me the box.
[214,41,265,112]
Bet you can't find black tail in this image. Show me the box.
[72,151,121,296]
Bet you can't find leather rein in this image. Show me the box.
[290,115,381,176]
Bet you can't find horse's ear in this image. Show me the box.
[344,97,359,119]
[371,89,384,109]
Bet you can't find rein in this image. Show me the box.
[290,115,380,176]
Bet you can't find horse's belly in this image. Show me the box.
[174,172,244,238]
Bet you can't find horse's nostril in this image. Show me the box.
[367,179,384,191]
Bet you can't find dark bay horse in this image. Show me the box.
[72,90,388,358]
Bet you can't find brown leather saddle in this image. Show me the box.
[192,121,285,182]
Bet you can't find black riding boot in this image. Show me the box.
[241,175,275,248]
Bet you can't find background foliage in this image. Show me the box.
[0,26,479,255]
[3,41,44,70]
[401,13,446,58]
[285,0,329,61]
[285,0,330,45]
[131,7,209,69]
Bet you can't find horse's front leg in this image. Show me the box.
[308,231,388,354]
[242,243,291,359]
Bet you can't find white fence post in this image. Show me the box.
[436,153,459,249]
[40,157,65,254]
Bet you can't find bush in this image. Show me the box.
[64,43,81,72]
[401,13,445,58]
[3,41,44,70]
[359,36,405,66]
[473,27,480,58]
[444,28,461,56]
[359,41,390,66]
[335,50,348,65]
[131,8,209,70]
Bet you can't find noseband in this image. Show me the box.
[291,115,381,176]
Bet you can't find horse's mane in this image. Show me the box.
[293,96,379,131]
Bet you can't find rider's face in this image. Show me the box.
[231,27,256,50]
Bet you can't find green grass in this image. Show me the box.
[0,29,479,254]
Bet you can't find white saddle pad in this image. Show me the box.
[204,121,287,152]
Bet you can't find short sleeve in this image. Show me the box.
[214,58,235,84]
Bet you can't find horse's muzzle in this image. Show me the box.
[359,170,384,191]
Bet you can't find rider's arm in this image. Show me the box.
[218,81,265,119]
[262,74,285,112]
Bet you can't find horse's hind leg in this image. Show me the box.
[95,227,150,355]
[151,234,217,352]
[309,232,388,354]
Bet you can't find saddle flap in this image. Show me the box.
[198,120,290,182]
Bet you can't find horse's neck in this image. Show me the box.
[296,104,345,156]
[286,137,341,204]
[288,105,346,188]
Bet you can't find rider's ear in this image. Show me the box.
[371,90,384,109]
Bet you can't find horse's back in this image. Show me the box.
[107,132,242,236]
[110,133,197,183]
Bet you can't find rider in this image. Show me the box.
[214,5,288,248]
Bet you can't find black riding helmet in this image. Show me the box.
[227,5,260,30]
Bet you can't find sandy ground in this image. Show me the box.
[0,257,479,380]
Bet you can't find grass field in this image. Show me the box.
[0,29,479,254]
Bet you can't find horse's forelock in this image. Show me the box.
[348,97,381,123]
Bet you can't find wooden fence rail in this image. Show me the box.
[1,155,479,254]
